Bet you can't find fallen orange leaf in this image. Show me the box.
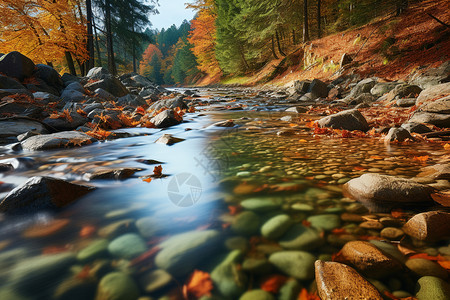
[183,270,213,298]
[142,177,152,183]
[79,225,96,238]
[261,275,288,293]
[437,260,450,270]
[413,155,429,162]
[153,165,163,177]
[298,288,320,300]
[299,139,307,143]
[444,143,450,150]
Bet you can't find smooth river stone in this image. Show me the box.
[240,197,281,211]
[239,289,275,300]
[261,214,293,240]
[211,250,247,299]
[269,251,315,280]
[306,214,341,231]
[315,261,383,300]
[416,276,450,300]
[403,211,450,242]
[107,233,147,260]
[155,229,221,277]
[405,258,448,280]
[95,272,140,300]
[77,239,109,262]
[138,269,172,293]
[279,224,324,251]
[341,241,402,278]
[231,211,261,236]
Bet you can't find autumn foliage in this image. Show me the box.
[0,0,88,65]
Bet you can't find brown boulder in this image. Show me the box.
[341,241,402,278]
[315,260,383,300]
[343,173,435,212]
[402,211,450,242]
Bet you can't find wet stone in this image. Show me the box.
[239,289,275,300]
[260,214,293,240]
[138,269,172,293]
[307,214,341,231]
[242,258,273,274]
[416,276,450,300]
[108,233,147,260]
[269,251,315,280]
[98,219,136,239]
[380,227,404,240]
[405,258,448,280]
[291,203,314,212]
[359,220,384,230]
[403,211,450,242]
[240,197,281,211]
[231,211,261,236]
[211,250,247,299]
[135,217,158,239]
[96,272,140,300]
[279,224,324,251]
[53,277,97,300]
[77,239,109,262]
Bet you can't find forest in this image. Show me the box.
[0,0,416,86]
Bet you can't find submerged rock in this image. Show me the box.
[343,173,434,212]
[211,250,247,298]
[341,241,402,278]
[402,211,450,242]
[315,261,383,300]
[154,229,221,276]
[108,233,147,260]
[95,272,140,300]
[240,290,275,300]
[269,251,315,280]
[416,276,450,300]
[384,127,414,142]
[0,176,95,214]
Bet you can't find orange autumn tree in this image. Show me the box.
[0,0,88,66]
[187,0,222,79]
[139,43,163,75]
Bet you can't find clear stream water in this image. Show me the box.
[0,89,448,299]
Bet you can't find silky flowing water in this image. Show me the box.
[0,89,448,299]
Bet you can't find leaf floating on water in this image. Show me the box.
[430,192,450,207]
[183,270,213,298]
[79,225,96,238]
[261,274,288,293]
[142,177,152,183]
[153,165,163,177]
[444,143,450,150]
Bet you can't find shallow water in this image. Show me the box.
[0,89,448,299]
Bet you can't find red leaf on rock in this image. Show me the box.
[261,275,288,293]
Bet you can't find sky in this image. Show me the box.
[150,0,196,31]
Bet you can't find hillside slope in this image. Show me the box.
[212,0,449,87]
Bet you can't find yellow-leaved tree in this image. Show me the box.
[0,0,88,69]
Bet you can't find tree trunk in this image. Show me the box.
[303,0,310,43]
[238,44,249,71]
[276,30,286,57]
[271,36,279,59]
[92,17,102,66]
[132,20,137,73]
[292,29,297,45]
[317,0,321,38]
[65,51,77,75]
[76,58,85,76]
[105,0,117,75]
[86,0,95,70]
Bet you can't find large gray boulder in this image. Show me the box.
[0,176,95,214]
[21,131,96,151]
[34,64,64,94]
[346,78,378,100]
[317,109,370,132]
[84,74,128,97]
[117,94,146,107]
[0,119,48,138]
[343,173,435,212]
[410,61,450,89]
[86,67,110,80]
[0,52,35,81]
[410,96,450,127]
[0,75,25,90]
[416,82,450,106]
[150,109,182,128]
[307,79,329,99]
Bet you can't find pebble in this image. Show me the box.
[341,241,402,278]
[231,211,261,236]
[138,269,172,293]
[108,233,147,260]
[96,272,140,300]
[359,220,384,230]
[239,290,275,300]
[291,203,314,212]
[77,239,109,262]
[242,258,273,274]
[211,250,247,298]
[269,251,315,280]
[236,171,252,177]
[240,197,281,211]
[416,276,450,300]
[380,227,404,240]
[307,214,341,231]
[403,211,450,242]
[279,224,324,251]
[315,261,383,300]
[98,219,135,239]
[225,236,249,252]
[261,214,293,240]
[135,217,159,238]
[405,258,448,280]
